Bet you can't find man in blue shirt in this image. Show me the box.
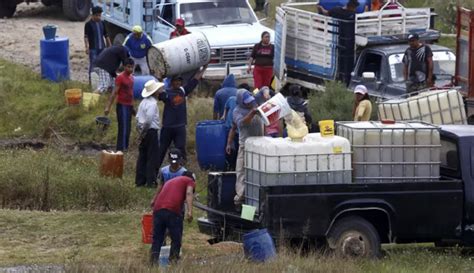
[159,148,187,185]
[123,25,153,75]
[156,65,208,169]
[84,6,111,84]
[213,74,237,120]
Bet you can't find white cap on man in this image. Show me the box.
[354,85,368,95]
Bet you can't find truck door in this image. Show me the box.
[351,52,386,97]
[273,7,287,85]
[153,0,176,43]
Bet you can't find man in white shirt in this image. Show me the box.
[136,80,164,187]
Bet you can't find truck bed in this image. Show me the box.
[198,178,464,244]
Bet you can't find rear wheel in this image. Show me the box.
[327,216,381,258]
[0,2,17,18]
[62,0,91,21]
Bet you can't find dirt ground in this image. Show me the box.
[0,3,90,82]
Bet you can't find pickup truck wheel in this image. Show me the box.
[327,216,381,258]
[62,0,91,21]
[0,2,16,18]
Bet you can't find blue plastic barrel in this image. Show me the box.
[319,0,369,13]
[42,25,57,40]
[196,120,227,171]
[133,75,157,100]
[243,229,276,262]
[40,37,69,82]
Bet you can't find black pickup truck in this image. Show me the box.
[197,125,474,258]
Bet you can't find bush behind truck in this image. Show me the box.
[0,0,91,21]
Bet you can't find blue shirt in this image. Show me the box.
[158,78,199,128]
[160,165,187,184]
[123,33,153,58]
[224,96,237,129]
[213,74,237,118]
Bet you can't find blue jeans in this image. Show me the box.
[89,48,104,83]
[116,103,132,152]
[151,209,184,265]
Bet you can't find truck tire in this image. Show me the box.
[327,216,381,258]
[62,0,91,21]
[0,2,17,18]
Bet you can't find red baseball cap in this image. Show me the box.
[175,18,185,26]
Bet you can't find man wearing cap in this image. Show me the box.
[230,89,264,205]
[150,171,196,265]
[123,25,153,75]
[169,19,191,39]
[158,148,187,185]
[403,33,434,93]
[353,85,372,121]
[155,65,208,169]
[135,79,165,187]
[84,6,111,84]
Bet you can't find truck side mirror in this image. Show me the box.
[362,72,376,82]
[264,1,270,17]
[153,8,161,22]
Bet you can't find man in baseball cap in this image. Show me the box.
[158,148,187,185]
[170,18,191,39]
[123,25,153,75]
[403,32,434,92]
[353,85,372,121]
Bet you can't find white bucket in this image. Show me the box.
[257,93,292,126]
[147,32,211,79]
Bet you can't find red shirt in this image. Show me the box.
[115,72,134,106]
[169,29,190,39]
[153,176,196,215]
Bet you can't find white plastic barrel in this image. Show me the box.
[147,32,211,78]
[257,93,292,126]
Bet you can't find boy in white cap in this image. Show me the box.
[123,25,153,75]
[353,85,372,121]
[135,80,164,187]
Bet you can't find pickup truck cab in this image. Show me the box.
[273,1,456,99]
[94,0,273,80]
[197,125,474,258]
[349,44,456,99]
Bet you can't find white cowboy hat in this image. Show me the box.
[142,80,164,98]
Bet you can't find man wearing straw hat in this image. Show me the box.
[136,80,165,187]
[123,25,153,75]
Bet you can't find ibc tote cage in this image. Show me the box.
[336,121,441,184]
[244,149,352,210]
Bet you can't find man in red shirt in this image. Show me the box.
[104,58,135,151]
[169,19,191,39]
[150,171,196,265]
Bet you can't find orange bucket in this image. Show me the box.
[142,214,153,244]
[64,88,82,105]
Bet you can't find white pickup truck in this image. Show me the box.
[93,0,273,81]
[274,1,455,98]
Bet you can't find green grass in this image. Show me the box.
[2,210,474,272]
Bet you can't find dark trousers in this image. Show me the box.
[156,126,186,169]
[116,103,132,152]
[151,209,183,265]
[135,129,160,187]
[225,131,239,171]
[89,48,103,84]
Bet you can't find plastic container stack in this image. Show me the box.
[244,134,352,210]
[337,121,441,183]
[378,89,467,125]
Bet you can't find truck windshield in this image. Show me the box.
[388,51,456,83]
[180,1,257,26]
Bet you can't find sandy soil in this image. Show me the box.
[0,2,89,82]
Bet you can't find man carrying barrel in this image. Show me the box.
[155,65,208,169]
[123,25,153,75]
[229,89,264,206]
[104,58,135,152]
